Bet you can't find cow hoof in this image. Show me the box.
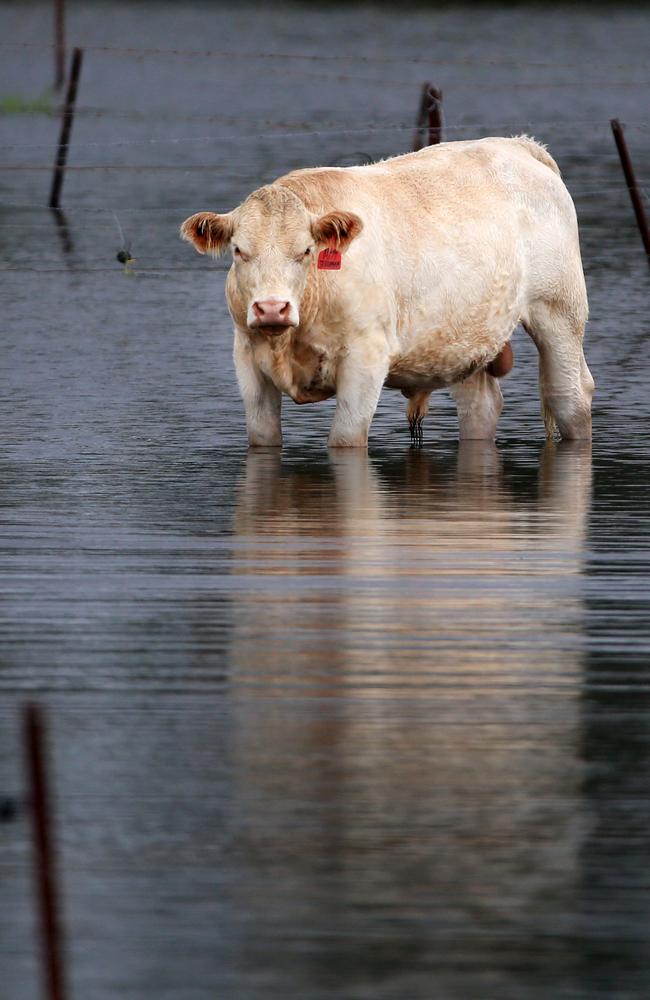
[328,435,368,449]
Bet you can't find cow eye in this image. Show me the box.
[233,246,250,262]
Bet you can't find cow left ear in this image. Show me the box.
[180,211,234,256]
[312,211,363,252]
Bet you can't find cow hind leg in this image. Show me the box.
[404,391,431,446]
[450,370,504,441]
[524,301,594,441]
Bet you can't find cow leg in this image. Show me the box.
[328,342,389,448]
[524,302,594,440]
[450,370,503,440]
[233,333,282,447]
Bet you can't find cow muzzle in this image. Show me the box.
[248,298,298,333]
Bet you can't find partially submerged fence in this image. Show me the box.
[2,40,650,273]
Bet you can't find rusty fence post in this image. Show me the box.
[49,47,83,210]
[53,0,66,90]
[412,82,429,151]
[427,85,443,146]
[51,208,74,258]
[413,82,443,151]
[610,118,650,268]
[24,705,67,1000]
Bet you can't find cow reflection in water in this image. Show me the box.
[227,445,593,995]
[231,443,591,676]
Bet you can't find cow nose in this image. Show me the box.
[252,299,291,324]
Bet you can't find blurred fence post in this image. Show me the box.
[53,0,66,90]
[24,705,67,1000]
[49,47,83,210]
[610,119,650,269]
[413,82,443,151]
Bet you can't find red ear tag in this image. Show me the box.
[317,247,341,270]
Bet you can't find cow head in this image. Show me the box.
[180,186,363,334]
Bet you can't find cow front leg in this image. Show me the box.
[450,370,504,441]
[328,342,388,449]
[233,332,282,447]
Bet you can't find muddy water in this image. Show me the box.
[2,3,650,998]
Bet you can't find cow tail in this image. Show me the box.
[514,135,561,177]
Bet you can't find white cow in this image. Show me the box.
[181,137,594,448]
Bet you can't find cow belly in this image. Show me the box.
[386,340,488,392]
[384,370,448,392]
[388,283,522,390]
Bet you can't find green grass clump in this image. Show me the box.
[0,92,54,115]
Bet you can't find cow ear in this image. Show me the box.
[180,211,234,256]
[312,211,363,252]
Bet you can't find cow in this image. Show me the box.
[181,136,594,448]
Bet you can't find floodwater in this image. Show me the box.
[1,2,650,997]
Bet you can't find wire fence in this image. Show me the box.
[2,119,650,156]
[4,39,650,73]
[3,41,650,100]
[1,180,648,211]
[1,39,649,272]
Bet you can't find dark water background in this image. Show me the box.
[1,2,650,997]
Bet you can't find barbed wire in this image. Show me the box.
[0,121,584,154]
[4,67,650,96]
[0,248,645,278]
[4,44,650,96]
[0,180,646,218]
[3,40,650,74]
[3,161,649,180]
[4,118,650,153]
[0,266,232,274]
[257,66,650,91]
[0,164,265,171]
[2,235,647,275]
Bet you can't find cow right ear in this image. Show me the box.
[180,212,234,256]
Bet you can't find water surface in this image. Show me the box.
[1,3,650,998]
